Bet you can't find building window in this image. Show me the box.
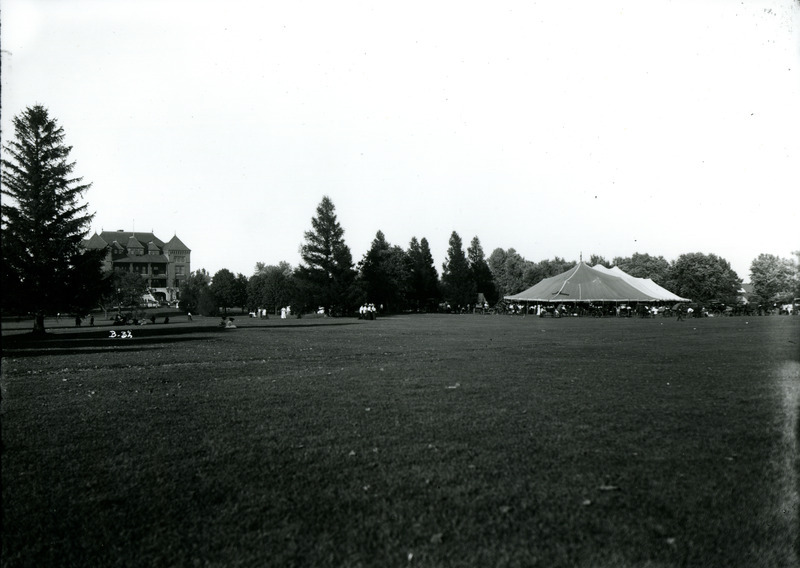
[174,255,185,263]
[175,266,185,276]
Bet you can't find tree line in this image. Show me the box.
[3,106,799,333]
[180,195,799,317]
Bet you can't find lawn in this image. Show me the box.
[2,314,799,567]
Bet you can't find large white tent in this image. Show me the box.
[504,263,689,303]
[590,265,690,302]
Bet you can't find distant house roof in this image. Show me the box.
[98,231,165,248]
[126,235,145,250]
[165,234,190,251]
[86,230,187,257]
[84,232,109,249]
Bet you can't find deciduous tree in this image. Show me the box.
[179,269,217,316]
[210,269,247,313]
[99,270,148,318]
[667,253,741,304]
[488,248,531,296]
[1,105,105,334]
[524,257,575,288]
[749,254,796,304]
[248,262,295,314]
[612,253,671,285]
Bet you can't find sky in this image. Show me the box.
[2,0,799,282]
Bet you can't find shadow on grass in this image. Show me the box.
[1,321,362,358]
[2,325,223,358]
[236,321,361,330]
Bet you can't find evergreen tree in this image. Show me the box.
[418,237,440,307]
[296,196,357,314]
[1,105,105,334]
[441,231,476,308]
[358,231,411,312]
[408,236,440,311]
[467,236,498,304]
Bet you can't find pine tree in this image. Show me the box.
[408,236,440,311]
[296,196,357,314]
[359,231,411,312]
[1,105,105,335]
[441,231,476,309]
[467,236,498,304]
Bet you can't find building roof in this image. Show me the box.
[83,232,109,249]
[165,234,190,251]
[126,235,145,250]
[86,230,187,257]
[98,231,166,248]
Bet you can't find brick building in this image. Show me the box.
[83,230,191,303]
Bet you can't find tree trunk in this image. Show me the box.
[32,312,46,336]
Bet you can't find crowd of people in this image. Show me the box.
[359,303,378,320]
[112,313,169,325]
[497,302,689,318]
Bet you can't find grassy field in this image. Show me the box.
[2,314,799,567]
